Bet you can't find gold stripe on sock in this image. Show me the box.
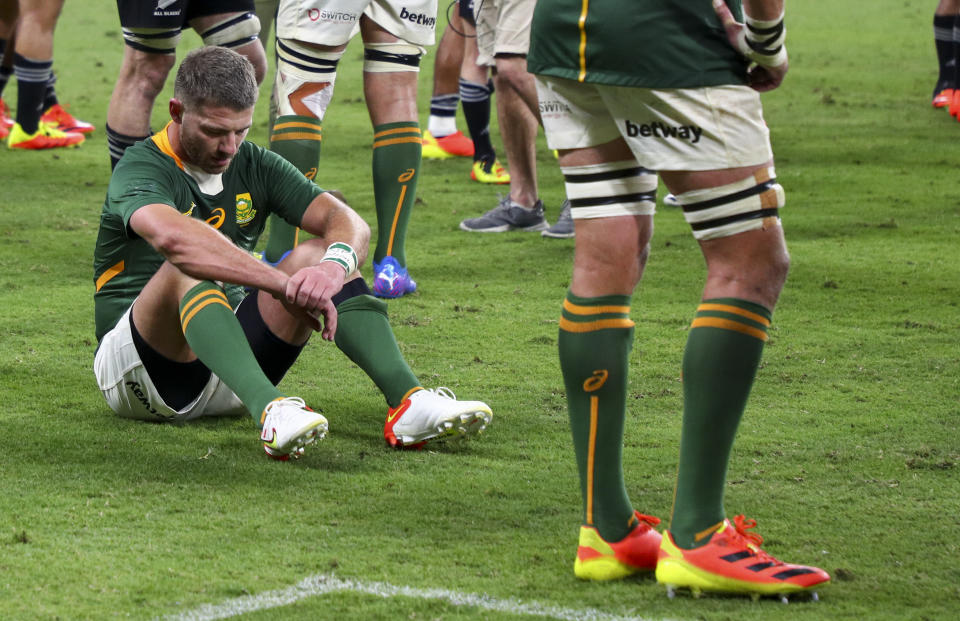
[271,132,322,142]
[697,303,771,327]
[586,395,598,525]
[374,126,421,139]
[384,184,408,256]
[180,288,228,319]
[562,298,631,316]
[690,316,768,341]
[180,289,230,328]
[559,317,635,333]
[180,296,232,333]
[373,136,422,149]
[398,386,423,405]
[272,120,321,131]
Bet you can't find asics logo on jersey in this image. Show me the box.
[583,370,609,392]
[625,120,703,144]
[399,7,436,27]
[205,208,226,229]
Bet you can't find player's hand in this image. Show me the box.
[713,0,788,92]
[284,262,345,340]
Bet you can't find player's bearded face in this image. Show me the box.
[179,104,254,174]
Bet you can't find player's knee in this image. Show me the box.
[119,52,175,98]
[492,55,531,89]
[674,166,785,242]
[331,277,374,308]
[200,13,266,83]
[240,43,268,84]
[363,42,424,73]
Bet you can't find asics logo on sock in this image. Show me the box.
[305,167,317,180]
[583,370,609,392]
[398,168,416,182]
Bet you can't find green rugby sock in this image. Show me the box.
[670,298,772,548]
[265,115,323,263]
[333,294,419,407]
[371,121,422,266]
[559,292,636,542]
[179,282,283,422]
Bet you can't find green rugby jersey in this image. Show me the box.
[527,0,748,88]
[93,124,323,342]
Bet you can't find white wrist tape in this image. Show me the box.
[320,242,358,275]
[744,10,787,68]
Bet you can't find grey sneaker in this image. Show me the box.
[541,199,574,239]
[459,196,548,232]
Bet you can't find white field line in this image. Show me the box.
[160,573,678,621]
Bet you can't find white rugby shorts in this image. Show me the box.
[93,305,246,422]
[535,76,773,172]
[276,0,438,47]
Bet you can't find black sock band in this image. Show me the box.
[235,294,305,386]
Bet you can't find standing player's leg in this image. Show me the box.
[38,68,95,134]
[264,34,344,263]
[458,4,508,184]
[422,12,473,159]
[533,73,664,578]
[655,163,828,597]
[553,138,663,580]
[361,17,425,298]
[6,0,84,150]
[0,6,17,140]
[253,0,280,136]
[106,0,181,168]
[933,0,960,107]
[460,0,547,232]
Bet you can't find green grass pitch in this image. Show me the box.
[0,0,958,619]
